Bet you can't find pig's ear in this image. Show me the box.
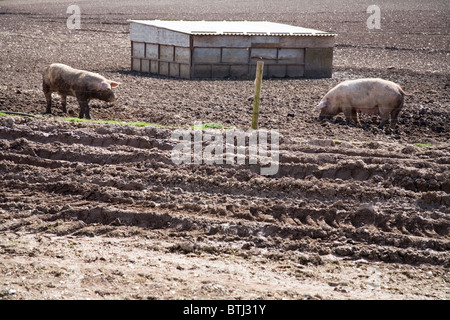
[109,81,120,88]
[316,99,328,111]
[94,81,111,90]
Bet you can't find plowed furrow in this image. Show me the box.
[0,120,449,267]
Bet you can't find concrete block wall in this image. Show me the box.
[129,22,335,79]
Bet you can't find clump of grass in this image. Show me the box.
[128,121,163,127]
[413,143,433,148]
[60,117,162,127]
[1,112,233,130]
[191,123,224,130]
[0,111,38,117]
[191,123,234,130]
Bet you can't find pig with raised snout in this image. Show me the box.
[316,78,405,129]
[43,63,120,119]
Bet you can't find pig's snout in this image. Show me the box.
[106,91,118,103]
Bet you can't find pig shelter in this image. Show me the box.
[128,20,336,79]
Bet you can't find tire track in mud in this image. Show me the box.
[0,117,449,267]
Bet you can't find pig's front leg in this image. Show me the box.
[43,87,52,114]
[76,96,89,119]
[351,109,361,127]
[342,107,353,126]
[61,95,67,113]
[85,104,91,120]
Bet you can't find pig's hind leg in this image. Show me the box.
[390,105,402,129]
[378,107,390,129]
[390,94,404,129]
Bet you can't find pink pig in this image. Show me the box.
[316,78,405,129]
[43,63,120,119]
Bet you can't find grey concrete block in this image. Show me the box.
[304,47,333,78]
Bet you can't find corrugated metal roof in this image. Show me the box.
[128,20,336,37]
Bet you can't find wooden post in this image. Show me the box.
[251,61,264,130]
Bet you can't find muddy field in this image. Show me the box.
[0,0,449,300]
